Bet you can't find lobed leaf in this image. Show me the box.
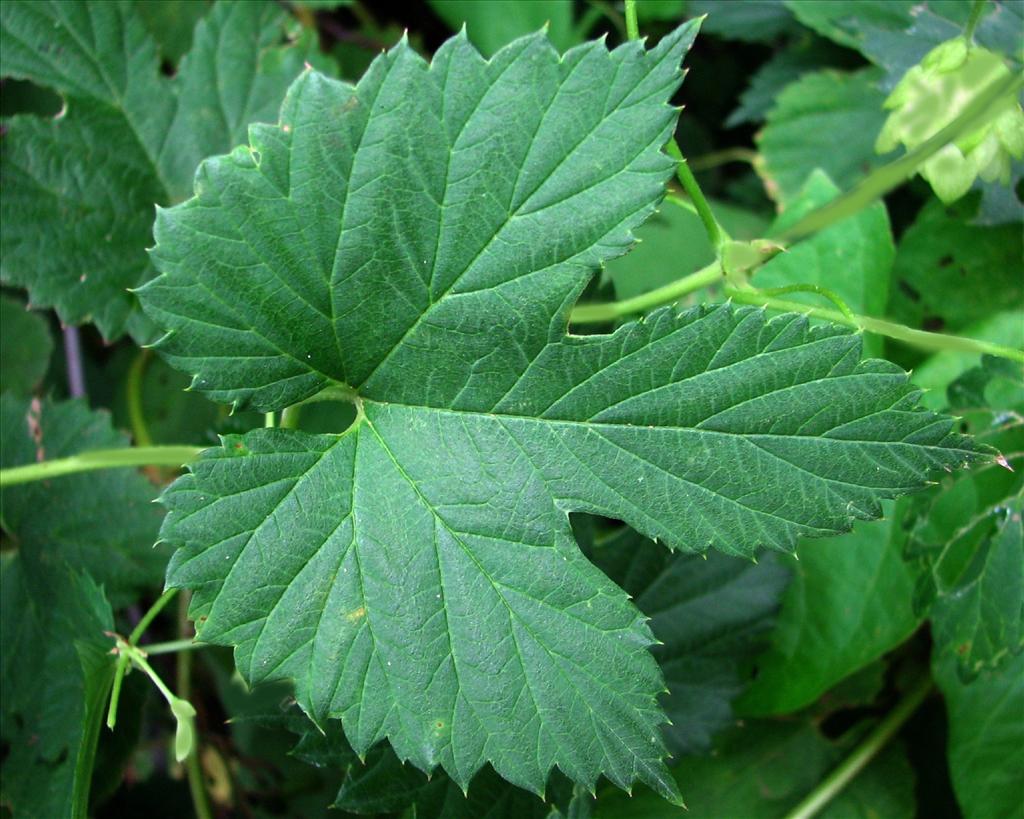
[140,26,980,799]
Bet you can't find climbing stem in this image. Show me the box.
[107,589,179,730]
[145,638,207,656]
[623,0,639,40]
[778,69,1024,242]
[0,445,202,487]
[964,0,988,42]
[129,588,179,646]
[669,141,728,249]
[623,0,725,250]
[178,591,213,819]
[126,349,154,447]
[782,674,933,819]
[571,260,722,323]
[726,287,1024,362]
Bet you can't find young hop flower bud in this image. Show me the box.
[876,37,1024,203]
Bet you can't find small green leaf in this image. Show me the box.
[0,394,166,603]
[0,295,52,396]
[0,554,117,819]
[170,697,197,762]
[737,508,923,716]
[888,196,1024,336]
[140,26,978,799]
[935,649,1024,819]
[757,68,889,205]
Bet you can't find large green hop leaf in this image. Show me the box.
[139,26,978,799]
[0,0,316,339]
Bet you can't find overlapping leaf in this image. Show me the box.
[904,357,1024,676]
[0,554,116,818]
[0,0,317,339]
[581,520,790,755]
[0,395,166,603]
[593,720,916,819]
[756,68,889,204]
[0,295,52,396]
[737,508,922,716]
[935,649,1024,819]
[888,197,1024,336]
[139,26,979,799]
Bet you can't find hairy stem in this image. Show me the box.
[778,69,1024,242]
[0,445,202,487]
[783,674,933,819]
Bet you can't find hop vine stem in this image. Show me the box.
[782,674,933,819]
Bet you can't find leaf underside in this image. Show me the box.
[141,26,977,800]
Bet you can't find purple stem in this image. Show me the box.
[63,325,87,398]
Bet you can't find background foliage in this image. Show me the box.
[1,1,1021,818]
